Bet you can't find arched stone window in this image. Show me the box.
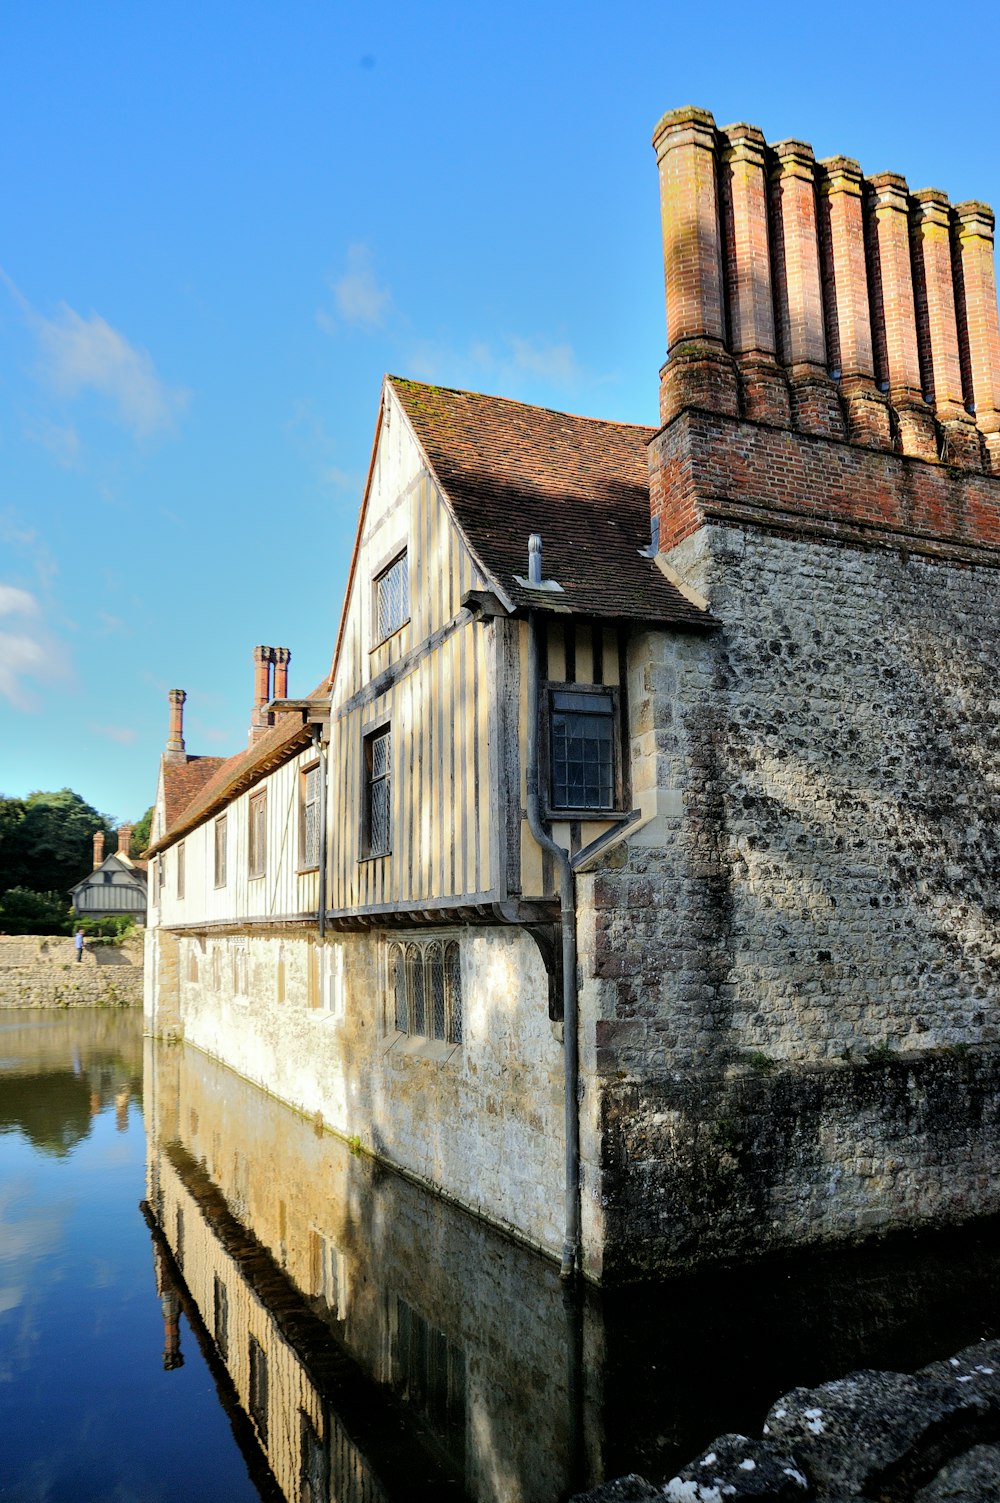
[389,936,463,1045]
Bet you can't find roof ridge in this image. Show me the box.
[388,375,656,433]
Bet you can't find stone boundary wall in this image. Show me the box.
[0,933,144,1008]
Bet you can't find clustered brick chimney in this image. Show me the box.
[93,830,105,869]
[165,688,187,763]
[649,107,1000,561]
[250,645,291,744]
[652,107,1000,470]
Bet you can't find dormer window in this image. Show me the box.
[373,551,409,645]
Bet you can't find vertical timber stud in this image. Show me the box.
[868,172,938,461]
[652,106,739,426]
[769,140,845,438]
[911,188,982,469]
[719,123,790,426]
[818,156,892,449]
[955,200,1000,474]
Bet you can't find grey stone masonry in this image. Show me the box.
[582,523,1000,1276]
[0,934,143,1008]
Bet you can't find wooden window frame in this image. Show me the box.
[371,549,409,648]
[248,790,267,879]
[299,760,321,871]
[214,814,228,889]
[541,681,626,819]
[361,723,391,859]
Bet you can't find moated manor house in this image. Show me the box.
[144,108,1000,1283]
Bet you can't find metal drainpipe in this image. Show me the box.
[525,607,580,1280]
[314,725,328,939]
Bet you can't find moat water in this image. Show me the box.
[1,1008,998,1503]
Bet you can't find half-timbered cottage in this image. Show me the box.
[146,105,1000,1283]
[71,826,148,922]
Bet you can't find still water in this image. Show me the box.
[2,1008,999,1503]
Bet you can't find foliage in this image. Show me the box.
[79,914,137,942]
[0,788,115,900]
[130,806,153,857]
[0,886,73,935]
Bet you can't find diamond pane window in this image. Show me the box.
[364,728,391,856]
[390,943,407,1032]
[427,943,446,1040]
[375,553,408,644]
[301,764,320,867]
[445,941,462,1044]
[550,689,615,811]
[406,944,425,1034]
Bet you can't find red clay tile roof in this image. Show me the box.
[390,377,711,627]
[149,684,330,854]
[162,757,226,828]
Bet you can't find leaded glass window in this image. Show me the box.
[374,552,408,643]
[389,937,462,1045]
[364,728,391,856]
[301,764,320,868]
[249,790,267,877]
[550,688,616,812]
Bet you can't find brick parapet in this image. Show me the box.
[649,406,1000,562]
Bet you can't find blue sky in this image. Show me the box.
[2,0,999,824]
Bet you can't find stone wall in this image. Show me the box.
[0,933,144,1008]
[580,522,1000,1277]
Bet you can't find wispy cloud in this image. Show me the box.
[22,417,81,469]
[318,243,391,332]
[0,584,70,711]
[89,722,138,746]
[1,268,190,440]
[406,333,586,396]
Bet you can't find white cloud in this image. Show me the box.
[36,304,189,438]
[509,336,582,387]
[320,243,391,331]
[0,585,39,619]
[0,584,70,710]
[89,722,138,746]
[0,267,189,440]
[22,417,81,468]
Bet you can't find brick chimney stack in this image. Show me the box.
[117,823,133,858]
[251,645,274,743]
[165,689,187,763]
[93,831,105,869]
[273,646,290,700]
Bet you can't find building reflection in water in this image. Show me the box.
[143,1037,590,1503]
[143,1036,1000,1503]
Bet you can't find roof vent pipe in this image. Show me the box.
[528,534,543,587]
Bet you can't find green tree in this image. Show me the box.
[0,789,115,899]
[129,806,153,857]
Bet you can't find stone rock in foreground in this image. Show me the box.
[569,1476,662,1503]
[763,1368,996,1498]
[914,1442,1000,1501]
[662,1433,811,1500]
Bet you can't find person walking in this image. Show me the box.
[74,927,85,962]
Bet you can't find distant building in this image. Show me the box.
[144,106,1000,1283]
[71,826,147,923]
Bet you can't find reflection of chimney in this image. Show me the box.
[93,831,105,869]
[165,689,187,763]
[117,823,133,858]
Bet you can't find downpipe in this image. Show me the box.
[525,609,581,1281]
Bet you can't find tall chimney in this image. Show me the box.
[165,689,187,762]
[93,831,105,869]
[250,645,274,743]
[117,823,133,858]
[273,646,291,700]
